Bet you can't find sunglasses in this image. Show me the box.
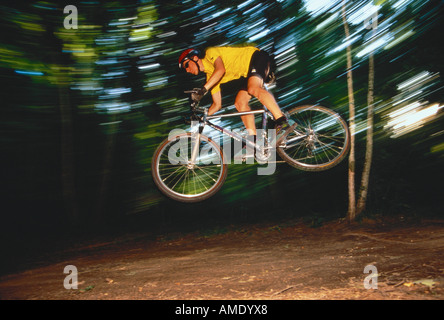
[183,60,190,69]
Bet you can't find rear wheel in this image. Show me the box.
[276,105,350,171]
[152,132,227,202]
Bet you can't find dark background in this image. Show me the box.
[1,0,443,274]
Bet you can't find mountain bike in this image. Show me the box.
[152,89,350,202]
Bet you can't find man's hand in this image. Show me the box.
[191,87,207,103]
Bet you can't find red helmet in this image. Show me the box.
[178,48,200,69]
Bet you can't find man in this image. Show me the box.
[178,46,290,144]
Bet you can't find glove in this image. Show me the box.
[191,87,207,103]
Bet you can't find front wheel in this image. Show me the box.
[152,132,228,202]
[277,105,350,171]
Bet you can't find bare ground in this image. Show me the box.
[1,217,444,300]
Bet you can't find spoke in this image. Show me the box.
[316,131,346,144]
[193,169,213,193]
[314,145,333,164]
[308,140,336,164]
[192,168,197,194]
[157,136,223,196]
[170,165,190,191]
[278,107,349,170]
[159,164,187,176]
[286,137,307,150]
[288,141,310,161]
[160,164,187,183]
[316,138,344,154]
[159,162,189,167]
[182,169,190,195]
[194,164,220,183]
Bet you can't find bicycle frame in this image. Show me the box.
[208,109,269,145]
[190,102,315,165]
[189,106,275,165]
[152,98,351,202]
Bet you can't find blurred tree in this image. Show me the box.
[1,0,443,232]
[41,4,80,226]
[357,11,377,216]
[341,0,357,222]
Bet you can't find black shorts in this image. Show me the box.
[221,50,273,94]
[247,50,272,81]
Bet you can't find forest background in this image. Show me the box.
[1,0,443,265]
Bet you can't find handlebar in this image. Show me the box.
[184,89,199,94]
[184,89,206,113]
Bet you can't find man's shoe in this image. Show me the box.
[276,121,298,146]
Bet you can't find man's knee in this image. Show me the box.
[248,87,260,97]
[209,104,222,115]
[247,86,264,99]
[234,93,250,111]
[235,101,249,111]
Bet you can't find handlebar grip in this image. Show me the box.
[185,89,203,110]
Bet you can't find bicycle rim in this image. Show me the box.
[277,105,350,171]
[152,133,227,202]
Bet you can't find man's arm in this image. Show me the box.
[204,56,225,91]
[191,56,225,104]
[208,90,222,115]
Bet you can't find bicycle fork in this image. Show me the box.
[189,109,207,168]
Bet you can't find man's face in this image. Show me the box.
[184,56,199,75]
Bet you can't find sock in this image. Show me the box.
[275,116,287,126]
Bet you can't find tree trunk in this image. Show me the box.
[58,74,79,226]
[95,115,119,223]
[46,20,79,226]
[342,0,357,222]
[357,27,376,215]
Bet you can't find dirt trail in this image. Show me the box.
[1,219,444,300]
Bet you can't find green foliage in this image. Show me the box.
[1,0,443,231]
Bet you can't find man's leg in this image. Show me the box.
[234,90,256,162]
[247,75,294,145]
[234,89,256,136]
[247,76,284,121]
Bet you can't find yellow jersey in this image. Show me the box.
[202,46,259,95]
